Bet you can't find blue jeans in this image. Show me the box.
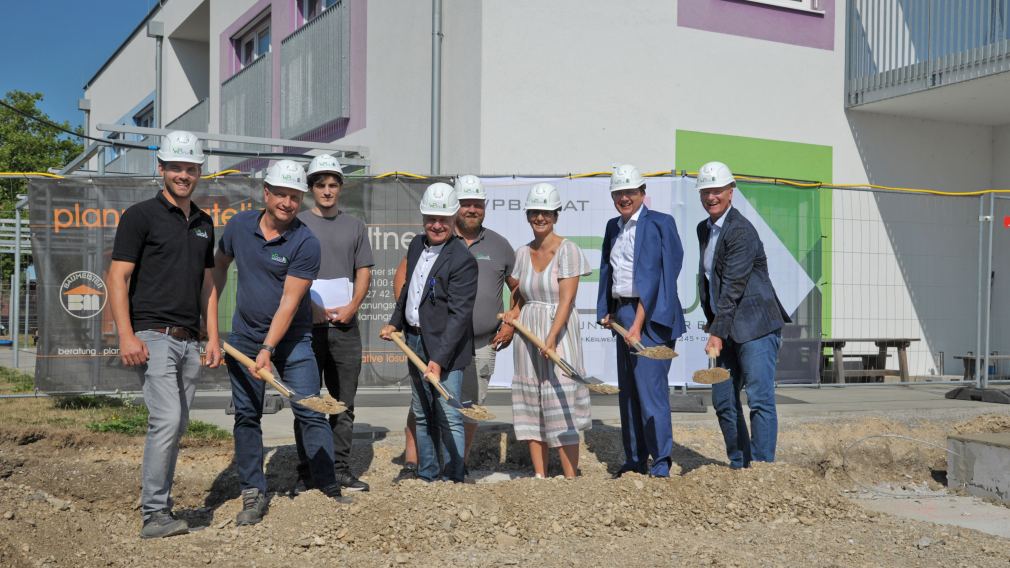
[712,330,782,469]
[136,330,200,520]
[614,301,674,477]
[405,330,466,482]
[226,332,335,493]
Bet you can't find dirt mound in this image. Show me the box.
[954,413,1010,435]
[2,411,1010,566]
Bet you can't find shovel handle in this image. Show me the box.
[607,319,647,352]
[222,341,293,398]
[388,332,455,400]
[498,314,578,376]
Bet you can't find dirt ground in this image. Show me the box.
[2,402,1010,567]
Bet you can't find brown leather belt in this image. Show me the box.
[145,326,197,341]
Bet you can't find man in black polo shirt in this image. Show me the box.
[108,130,222,539]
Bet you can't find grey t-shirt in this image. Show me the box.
[297,210,374,325]
[464,227,514,341]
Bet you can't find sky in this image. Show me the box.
[0,1,158,129]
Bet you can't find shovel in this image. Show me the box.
[501,314,619,395]
[691,346,732,385]
[388,332,495,421]
[222,341,347,414]
[607,319,679,360]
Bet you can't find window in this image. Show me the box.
[235,16,271,68]
[134,104,154,129]
[737,0,824,14]
[301,0,338,22]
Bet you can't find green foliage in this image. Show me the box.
[185,420,231,440]
[86,403,148,435]
[0,367,34,393]
[53,394,126,410]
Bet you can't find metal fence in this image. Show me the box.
[105,135,156,175]
[847,0,1010,106]
[220,54,273,169]
[280,0,350,138]
[166,98,210,134]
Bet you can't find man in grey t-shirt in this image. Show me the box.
[295,155,374,492]
[454,175,515,463]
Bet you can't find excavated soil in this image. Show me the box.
[2,406,1010,567]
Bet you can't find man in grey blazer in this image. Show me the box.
[380,183,478,483]
[696,161,790,469]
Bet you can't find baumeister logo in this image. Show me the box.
[60,271,107,319]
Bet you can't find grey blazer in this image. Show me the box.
[697,207,790,343]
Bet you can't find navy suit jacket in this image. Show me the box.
[697,207,790,343]
[389,235,478,372]
[597,205,687,344]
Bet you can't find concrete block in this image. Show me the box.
[947,432,1010,504]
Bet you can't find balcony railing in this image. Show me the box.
[167,98,210,134]
[105,135,155,175]
[220,53,272,168]
[280,1,350,138]
[847,0,1010,107]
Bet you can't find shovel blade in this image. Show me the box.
[691,367,731,385]
[634,345,678,360]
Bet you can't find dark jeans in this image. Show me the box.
[405,329,465,482]
[295,323,361,474]
[712,330,782,469]
[226,332,336,493]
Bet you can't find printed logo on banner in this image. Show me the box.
[60,271,107,319]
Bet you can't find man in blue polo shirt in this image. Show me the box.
[209,160,348,527]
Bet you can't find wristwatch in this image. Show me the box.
[259,344,275,355]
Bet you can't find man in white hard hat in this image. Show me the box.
[210,160,350,527]
[598,164,686,478]
[695,161,789,469]
[396,175,514,478]
[380,183,478,483]
[293,155,373,493]
[109,130,223,538]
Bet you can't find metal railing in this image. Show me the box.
[280,1,350,138]
[105,135,156,175]
[220,53,273,169]
[846,0,1010,106]
[166,98,210,133]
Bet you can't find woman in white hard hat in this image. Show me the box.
[502,183,592,479]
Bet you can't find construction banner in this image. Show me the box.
[29,175,816,393]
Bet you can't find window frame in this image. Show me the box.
[736,0,824,15]
[234,15,271,68]
[300,0,338,24]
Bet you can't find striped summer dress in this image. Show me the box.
[511,238,593,447]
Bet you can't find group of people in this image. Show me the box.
[109,130,788,539]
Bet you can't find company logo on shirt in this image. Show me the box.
[475,253,491,261]
[192,228,209,239]
[270,253,289,264]
[59,271,107,319]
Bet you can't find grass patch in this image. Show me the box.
[54,395,125,410]
[0,367,34,393]
[185,420,230,440]
[86,403,148,435]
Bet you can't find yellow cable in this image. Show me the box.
[374,171,429,179]
[202,169,241,179]
[0,172,64,179]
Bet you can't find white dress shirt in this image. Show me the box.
[610,206,642,298]
[703,206,732,314]
[405,241,445,327]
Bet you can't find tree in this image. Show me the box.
[0,91,83,321]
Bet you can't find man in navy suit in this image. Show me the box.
[381,183,478,483]
[598,164,687,478]
[695,161,790,469]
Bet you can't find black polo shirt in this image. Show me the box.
[112,191,215,334]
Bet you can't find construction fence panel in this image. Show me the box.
[25,176,988,392]
[985,195,1010,382]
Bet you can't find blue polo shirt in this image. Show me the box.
[218,210,320,342]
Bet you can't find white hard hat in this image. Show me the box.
[264,160,309,192]
[454,175,486,201]
[524,183,562,211]
[307,154,344,181]
[610,164,645,192]
[695,161,736,191]
[156,130,205,164]
[419,182,460,216]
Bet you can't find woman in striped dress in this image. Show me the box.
[503,183,592,479]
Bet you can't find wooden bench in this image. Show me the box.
[952,354,1010,381]
[820,338,920,384]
